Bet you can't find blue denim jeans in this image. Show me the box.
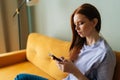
[14,73,48,80]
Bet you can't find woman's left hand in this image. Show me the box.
[56,58,88,80]
[56,58,77,73]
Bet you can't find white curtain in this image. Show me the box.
[0,0,29,53]
[0,4,6,53]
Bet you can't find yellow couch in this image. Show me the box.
[0,33,120,80]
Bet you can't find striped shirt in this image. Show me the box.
[64,37,116,80]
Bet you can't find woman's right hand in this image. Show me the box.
[56,58,77,73]
[56,58,88,80]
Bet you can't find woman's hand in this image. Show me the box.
[56,57,77,73]
[56,57,88,80]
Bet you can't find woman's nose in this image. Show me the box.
[75,25,80,30]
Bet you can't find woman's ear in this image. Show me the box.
[92,18,98,28]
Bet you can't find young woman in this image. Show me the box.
[14,3,116,80]
[57,3,116,80]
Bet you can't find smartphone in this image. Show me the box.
[49,53,63,62]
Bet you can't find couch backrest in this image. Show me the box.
[113,51,120,80]
[26,33,120,80]
[26,33,70,80]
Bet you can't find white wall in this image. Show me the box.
[32,0,120,51]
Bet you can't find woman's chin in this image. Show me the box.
[78,34,84,38]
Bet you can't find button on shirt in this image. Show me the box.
[64,37,116,80]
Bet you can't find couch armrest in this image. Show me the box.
[113,51,120,80]
[0,49,27,67]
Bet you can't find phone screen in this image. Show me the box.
[49,53,62,62]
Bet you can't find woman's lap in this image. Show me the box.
[14,73,48,80]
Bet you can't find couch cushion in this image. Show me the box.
[26,33,70,80]
[113,51,120,80]
[0,61,54,80]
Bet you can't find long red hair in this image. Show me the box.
[69,3,101,61]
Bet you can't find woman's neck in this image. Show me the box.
[86,32,100,46]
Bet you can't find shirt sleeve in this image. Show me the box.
[97,51,116,80]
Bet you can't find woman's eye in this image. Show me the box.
[75,22,84,26]
[79,22,84,25]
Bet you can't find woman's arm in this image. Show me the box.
[96,53,116,80]
[57,60,88,80]
[71,64,88,80]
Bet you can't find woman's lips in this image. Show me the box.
[77,31,81,35]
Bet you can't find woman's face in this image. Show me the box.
[73,13,96,38]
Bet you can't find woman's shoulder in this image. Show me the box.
[99,37,113,53]
[98,37,115,60]
[93,37,115,61]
